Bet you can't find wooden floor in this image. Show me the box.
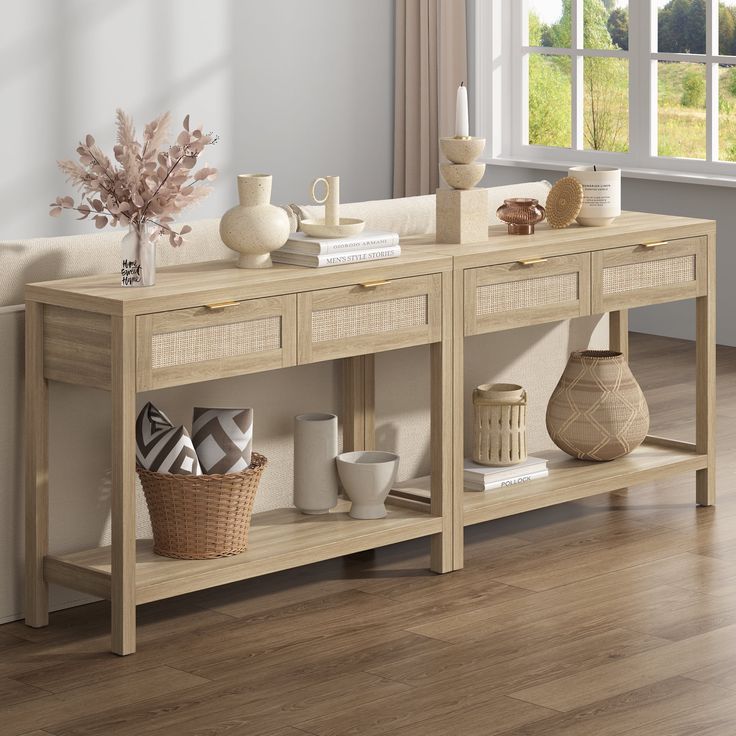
[3,332,736,735]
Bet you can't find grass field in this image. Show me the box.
[529,56,736,161]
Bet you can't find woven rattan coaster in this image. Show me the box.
[546,176,584,229]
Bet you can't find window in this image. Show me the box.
[477,0,736,182]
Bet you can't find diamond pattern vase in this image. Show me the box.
[546,350,649,462]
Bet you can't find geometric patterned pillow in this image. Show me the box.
[192,407,253,474]
[135,402,201,475]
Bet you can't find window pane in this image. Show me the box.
[658,61,706,159]
[529,54,572,147]
[584,57,629,151]
[658,0,705,54]
[528,0,569,47]
[719,65,736,161]
[720,0,736,55]
[585,0,628,50]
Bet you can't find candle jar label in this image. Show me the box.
[569,166,621,227]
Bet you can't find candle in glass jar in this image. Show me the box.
[568,165,621,226]
[455,82,469,138]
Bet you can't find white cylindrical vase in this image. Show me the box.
[568,166,621,227]
[293,413,339,515]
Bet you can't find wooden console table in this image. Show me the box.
[25,211,716,655]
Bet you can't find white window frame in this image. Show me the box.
[475,0,736,186]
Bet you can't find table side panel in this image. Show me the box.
[43,305,112,390]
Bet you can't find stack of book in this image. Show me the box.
[272,230,401,268]
[464,456,548,492]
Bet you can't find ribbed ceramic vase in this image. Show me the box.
[293,413,339,515]
[546,350,649,462]
[219,174,290,268]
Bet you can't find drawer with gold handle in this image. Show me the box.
[298,274,442,364]
[136,294,297,390]
[591,235,707,313]
[464,252,590,335]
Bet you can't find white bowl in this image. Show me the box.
[336,451,399,520]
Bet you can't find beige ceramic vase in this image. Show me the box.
[220,174,290,268]
[546,350,649,462]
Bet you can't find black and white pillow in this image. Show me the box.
[192,407,253,474]
[136,402,201,475]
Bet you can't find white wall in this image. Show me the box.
[484,165,732,346]
[1,0,395,241]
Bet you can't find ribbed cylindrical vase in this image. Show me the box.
[293,413,339,514]
[546,350,649,462]
[472,383,527,466]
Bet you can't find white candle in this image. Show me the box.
[455,82,469,138]
[568,165,621,226]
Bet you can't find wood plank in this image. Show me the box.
[696,230,717,506]
[0,666,209,736]
[24,300,48,628]
[46,501,441,605]
[43,305,111,389]
[26,252,454,317]
[110,315,137,655]
[463,441,707,526]
[429,270,453,573]
[508,622,736,712]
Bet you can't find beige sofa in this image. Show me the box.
[0,182,607,622]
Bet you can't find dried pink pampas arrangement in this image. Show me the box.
[50,109,218,247]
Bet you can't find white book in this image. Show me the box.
[463,456,548,483]
[465,469,549,492]
[272,245,401,268]
[284,230,400,255]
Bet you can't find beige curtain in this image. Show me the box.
[394,0,468,197]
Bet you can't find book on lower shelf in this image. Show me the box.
[272,244,401,268]
[464,456,549,492]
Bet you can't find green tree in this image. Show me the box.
[720,4,736,55]
[607,7,629,50]
[681,69,706,108]
[659,0,706,53]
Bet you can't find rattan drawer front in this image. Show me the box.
[592,236,707,313]
[298,274,442,363]
[137,295,297,390]
[465,253,591,335]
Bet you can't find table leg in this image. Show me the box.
[343,356,374,452]
[430,271,454,574]
[25,301,49,628]
[111,316,137,655]
[696,239,716,506]
[610,309,629,359]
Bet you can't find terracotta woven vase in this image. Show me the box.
[546,351,649,462]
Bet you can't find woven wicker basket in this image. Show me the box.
[472,383,528,467]
[137,452,267,559]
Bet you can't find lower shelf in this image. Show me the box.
[44,498,441,605]
[462,439,708,527]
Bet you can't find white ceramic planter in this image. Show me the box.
[336,451,399,520]
[220,174,290,268]
[568,166,621,227]
[293,413,339,515]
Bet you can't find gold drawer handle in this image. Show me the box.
[359,280,392,289]
[204,300,240,311]
[641,241,669,249]
[518,258,549,266]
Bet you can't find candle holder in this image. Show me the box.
[436,136,488,244]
